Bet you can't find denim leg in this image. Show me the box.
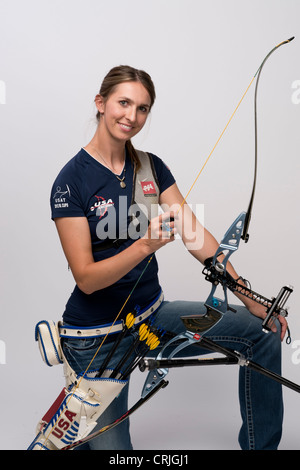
[152,300,283,450]
[61,299,283,450]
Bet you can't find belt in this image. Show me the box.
[59,290,164,339]
[92,235,129,252]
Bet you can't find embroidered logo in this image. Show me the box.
[141,181,157,197]
[90,195,114,219]
[53,185,71,209]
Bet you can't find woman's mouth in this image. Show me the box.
[118,122,133,132]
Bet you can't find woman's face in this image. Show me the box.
[96,81,151,144]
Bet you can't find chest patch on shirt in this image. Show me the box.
[140,181,157,197]
[90,195,114,219]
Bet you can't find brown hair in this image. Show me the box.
[96,65,156,170]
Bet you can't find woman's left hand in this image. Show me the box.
[245,299,288,342]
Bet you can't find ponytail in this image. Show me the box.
[125,139,141,171]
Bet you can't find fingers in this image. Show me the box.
[160,211,177,238]
[140,212,178,253]
[277,316,288,342]
[248,301,288,342]
[264,314,288,342]
[148,211,178,240]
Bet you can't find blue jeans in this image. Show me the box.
[62,300,283,450]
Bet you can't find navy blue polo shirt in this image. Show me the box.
[50,148,175,326]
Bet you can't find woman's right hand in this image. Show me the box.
[140,211,177,253]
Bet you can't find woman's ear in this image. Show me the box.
[94,94,105,114]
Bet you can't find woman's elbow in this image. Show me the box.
[76,273,108,295]
[75,272,99,295]
[76,278,94,295]
[72,261,113,294]
[70,262,98,295]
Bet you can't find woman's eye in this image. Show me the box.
[139,106,148,113]
[119,100,128,106]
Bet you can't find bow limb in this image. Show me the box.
[242,37,295,242]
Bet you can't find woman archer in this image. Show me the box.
[50,65,287,450]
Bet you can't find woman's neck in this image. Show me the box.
[86,130,126,174]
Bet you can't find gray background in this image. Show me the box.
[0,0,299,450]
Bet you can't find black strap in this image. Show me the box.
[92,237,129,252]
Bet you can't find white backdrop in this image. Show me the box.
[0,0,299,450]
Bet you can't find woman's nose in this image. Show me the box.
[125,106,137,123]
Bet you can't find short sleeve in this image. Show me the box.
[50,160,85,220]
[149,153,176,193]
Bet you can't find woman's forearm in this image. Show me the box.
[75,238,152,294]
[55,214,176,295]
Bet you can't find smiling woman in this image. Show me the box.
[92,65,156,172]
[91,81,151,168]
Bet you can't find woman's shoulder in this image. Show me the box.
[136,149,176,192]
[50,149,91,217]
[56,148,89,177]
[52,149,96,193]
[136,149,171,172]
